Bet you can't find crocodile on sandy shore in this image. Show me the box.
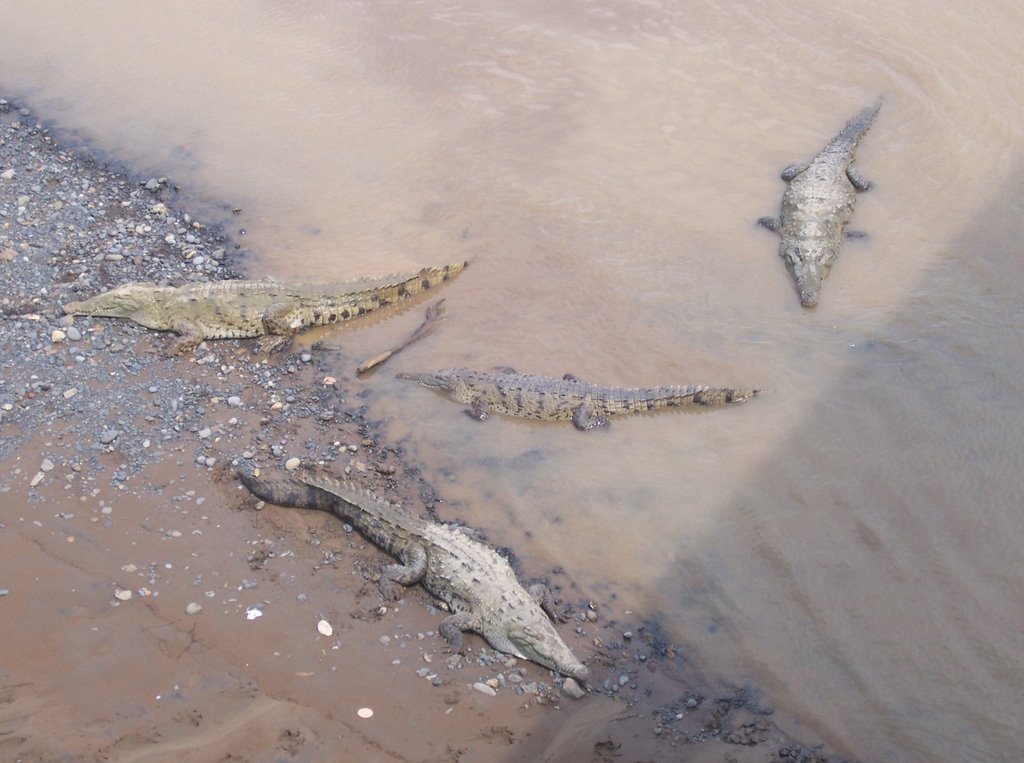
[758,101,881,308]
[62,261,468,354]
[237,469,589,683]
[397,367,757,430]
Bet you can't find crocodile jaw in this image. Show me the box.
[492,618,589,682]
[780,245,828,308]
[63,283,167,318]
[396,371,454,391]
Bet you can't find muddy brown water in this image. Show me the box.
[3,1,1024,760]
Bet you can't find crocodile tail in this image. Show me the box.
[388,261,468,300]
[652,385,758,409]
[332,261,469,319]
[831,99,882,149]
[236,470,337,512]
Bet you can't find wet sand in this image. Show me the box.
[0,101,844,761]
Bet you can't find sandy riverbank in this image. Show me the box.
[0,98,841,762]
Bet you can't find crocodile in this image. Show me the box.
[758,101,881,307]
[237,469,589,682]
[397,367,757,430]
[62,261,467,354]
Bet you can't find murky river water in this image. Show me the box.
[3,1,1023,759]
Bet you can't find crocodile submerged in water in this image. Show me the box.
[237,469,589,682]
[62,261,467,354]
[758,101,881,308]
[397,368,757,430]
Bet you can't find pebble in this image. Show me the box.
[185,602,203,615]
[227,395,243,407]
[472,682,497,697]
[562,677,586,699]
[0,589,9,597]
[63,389,77,399]
[197,427,212,439]
[114,589,132,601]
[40,458,55,472]
[66,326,81,341]
[0,168,15,180]
[357,707,374,719]
[317,619,333,637]
[284,457,301,471]
[51,329,66,343]
[99,429,120,444]
[29,472,44,487]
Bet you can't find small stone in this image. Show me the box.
[245,606,263,620]
[623,630,633,640]
[0,589,9,597]
[197,427,212,439]
[0,247,17,261]
[0,168,15,180]
[144,178,160,191]
[357,707,374,719]
[562,677,586,699]
[66,326,82,341]
[227,395,243,407]
[317,619,334,637]
[99,430,120,444]
[284,457,301,471]
[300,353,312,363]
[472,682,497,697]
[114,589,132,601]
[40,458,55,472]
[29,472,44,487]
[51,329,66,343]
[185,602,203,615]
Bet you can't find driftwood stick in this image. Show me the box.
[356,298,446,375]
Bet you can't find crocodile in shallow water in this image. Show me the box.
[62,261,467,353]
[397,367,757,430]
[237,469,589,682]
[758,101,881,307]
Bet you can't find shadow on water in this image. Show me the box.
[645,164,1024,761]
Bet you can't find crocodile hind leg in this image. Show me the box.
[168,318,205,355]
[781,162,809,181]
[438,612,484,654]
[572,403,609,431]
[257,303,302,353]
[847,166,872,191]
[378,542,428,601]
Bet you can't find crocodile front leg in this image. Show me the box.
[378,541,428,601]
[438,612,483,654]
[757,216,781,234]
[528,583,566,623]
[464,401,489,421]
[572,403,609,431]
[168,318,205,355]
